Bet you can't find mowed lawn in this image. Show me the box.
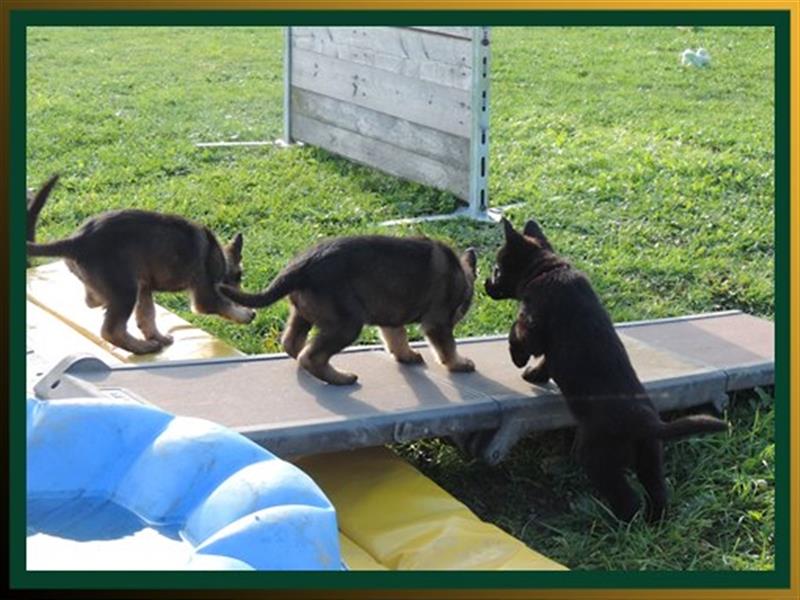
[26,26,775,570]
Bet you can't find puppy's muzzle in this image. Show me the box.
[484,277,506,300]
[229,305,256,324]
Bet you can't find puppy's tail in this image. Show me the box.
[219,270,300,308]
[27,174,59,242]
[654,414,728,441]
[27,238,80,258]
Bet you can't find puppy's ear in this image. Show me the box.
[501,217,524,247]
[461,247,477,274]
[501,217,517,240]
[228,233,243,262]
[522,219,553,251]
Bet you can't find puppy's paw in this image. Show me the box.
[147,332,174,346]
[396,350,425,365]
[327,370,359,386]
[644,501,667,524]
[510,345,530,368]
[222,303,256,324]
[522,363,549,384]
[447,356,475,373]
[127,338,164,355]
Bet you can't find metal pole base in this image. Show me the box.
[380,203,523,226]
[193,139,303,149]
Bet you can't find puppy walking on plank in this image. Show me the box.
[221,235,477,385]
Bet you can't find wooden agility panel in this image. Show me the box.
[285,26,493,220]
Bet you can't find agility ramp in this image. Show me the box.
[27,260,564,570]
[34,314,773,465]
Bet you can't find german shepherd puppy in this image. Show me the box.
[485,218,727,522]
[27,176,254,354]
[221,235,477,385]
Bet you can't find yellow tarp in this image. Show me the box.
[297,448,566,570]
[26,259,565,570]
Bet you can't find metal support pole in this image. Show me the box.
[281,26,292,146]
[468,26,491,218]
[381,26,520,226]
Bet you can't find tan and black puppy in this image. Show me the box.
[221,235,477,385]
[27,176,254,354]
[485,217,727,522]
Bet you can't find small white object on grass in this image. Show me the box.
[681,47,711,67]
[695,48,711,66]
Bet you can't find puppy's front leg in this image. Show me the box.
[135,287,173,346]
[509,317,532,368]
[510,314,551,383]
[423,322,474,372]
[522,357,550,384]
[380,326,424,364]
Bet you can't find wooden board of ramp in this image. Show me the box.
[34,307,773,461]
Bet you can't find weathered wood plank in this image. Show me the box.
[292,88,470,169]
[293,113,469,199]
[406,26,475,40]
[291,48,471,138]
[291,27,472,69]
[292,28,472,90]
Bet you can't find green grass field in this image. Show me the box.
[26,26,775,570]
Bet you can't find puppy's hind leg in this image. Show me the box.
[635,438,669,522]
[379,326,424,364]
[135,286,173,346]
[422,322,474,372]
[68,262,104,308]
[282,304,312,358]
[83,286,104,308]
[298,320,362,385]
[100,280,162,355]
[579,435,641,522]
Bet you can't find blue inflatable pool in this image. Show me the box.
[26,397,342,570]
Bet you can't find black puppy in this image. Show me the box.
[27,176,254,354]
[485,218,727,522]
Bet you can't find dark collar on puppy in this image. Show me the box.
[526,262,570,285]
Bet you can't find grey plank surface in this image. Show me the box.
[619,311,774,391]
[291,48,471,138]
[450,332,722,399]
[67,348,491,431]
[34,312,774,459]
[619,312,772,368]
[292,88,470,168]
[293,113,470,199]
